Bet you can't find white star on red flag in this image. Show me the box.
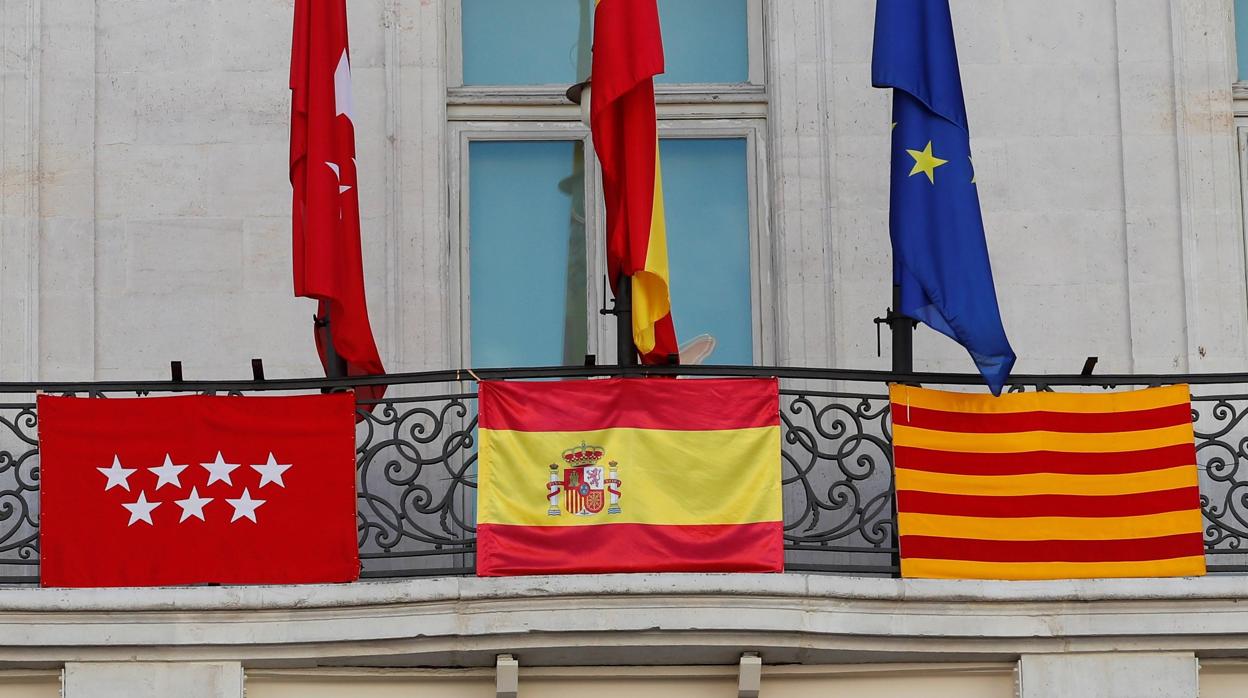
[174,486,212,523]
[225,488,265,523]
[201,451,241,486]
[97,455,136,492]
[121,491,160,526]
[251,453,292,488]
[149,454,188,490]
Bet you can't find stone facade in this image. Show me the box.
[2,574,1248,696]
[3,1,1248,696]
[3,0,1244,382]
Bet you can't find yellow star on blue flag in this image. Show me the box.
[872,0,1015,395]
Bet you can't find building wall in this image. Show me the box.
[245,665,1018,698]
[1,0,1244,382]
[0,574,1245,697]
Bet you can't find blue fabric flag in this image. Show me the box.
[872,0,1016,395]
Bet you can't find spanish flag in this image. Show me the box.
[476,378,783,576]
[892,385,1206,580]
[590,0,679,364]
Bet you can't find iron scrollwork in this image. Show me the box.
[0,404,41,577]
[0,371,1247,581]
[780,392,896,573]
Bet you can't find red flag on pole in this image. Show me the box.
[38,394,360,587]
[590,0,680,364]
[290,0,385,398]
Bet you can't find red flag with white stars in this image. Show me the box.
[290,0,386,399]
[37,393,359,587]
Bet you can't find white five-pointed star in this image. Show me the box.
[201,452,241,486]
[251,453,292,488]
[174,486,212,523]
[121,491,160,526]
[97,455,137,492]
[225,488,265,523]
[149,454,188,490]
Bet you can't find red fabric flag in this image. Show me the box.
[476,379,783,576]
[290,0,385,399]
[891,385,1205,580]
[38,394,360,587]
[591,0,680,364]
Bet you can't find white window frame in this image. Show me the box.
[446,0,767,100]
[447,0,772,367]
[448,121,600,367]
[449,120,773,366]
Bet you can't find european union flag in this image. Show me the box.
[872,0,1016,395]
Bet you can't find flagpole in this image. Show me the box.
[615,273,638,367]
[316,308,348,379]
[887,283,912,579]
[890,284,914,374]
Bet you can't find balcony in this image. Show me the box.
[1,364,1244,583]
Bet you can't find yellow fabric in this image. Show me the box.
[901,556,1207,580]
[891,423,1195,454]
[889,384,1205,580]
[631,142,673,355]
[895,465,1197,497]
[897,510,1204,541]
[477,426,781,527]
[889,383,1191,414]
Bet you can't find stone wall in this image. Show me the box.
[0,574,1247,696]
[1,0,1244,381]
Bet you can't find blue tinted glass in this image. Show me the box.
[469,140,587,367]
[460,0,748,86]
[1238,0,1248,80]
[660,138,753,365]
[655,0,748,84]
[461,0,593,86]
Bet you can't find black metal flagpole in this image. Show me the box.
[315,307,348,379]
[889,284,914,373]
[611,274,638,367]
[883,283,915,579]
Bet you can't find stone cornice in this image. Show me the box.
[0,574,1243,666]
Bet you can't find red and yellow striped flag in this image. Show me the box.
[476,378,782,576]
[891,384,1206,580]
[590,0,679,364]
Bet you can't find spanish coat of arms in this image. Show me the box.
[546,442,621,516]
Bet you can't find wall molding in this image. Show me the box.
[1169,0,1247,369]
[0,0,41,381]
[0,574,1247,666]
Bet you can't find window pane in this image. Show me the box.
[459,0,748,86]
[461,0,593,86]
[660,138,753,365]
[655,0,748,84]
[1238,0,1248,80]
[469,140,588,367]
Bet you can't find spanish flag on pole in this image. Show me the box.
[476,378,783,576]
[590,0,679,364]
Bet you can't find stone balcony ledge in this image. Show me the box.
[0,573,1244,667]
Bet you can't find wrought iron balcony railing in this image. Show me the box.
[2,364,1247,582]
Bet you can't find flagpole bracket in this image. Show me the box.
[873,307,917,360]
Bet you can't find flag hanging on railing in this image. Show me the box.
[872,0,1016,395]
[891,384,1206,580]
[590,0,680,364]
[476,378,782,576]
[290,0,385,398]
[38,393,360,587]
